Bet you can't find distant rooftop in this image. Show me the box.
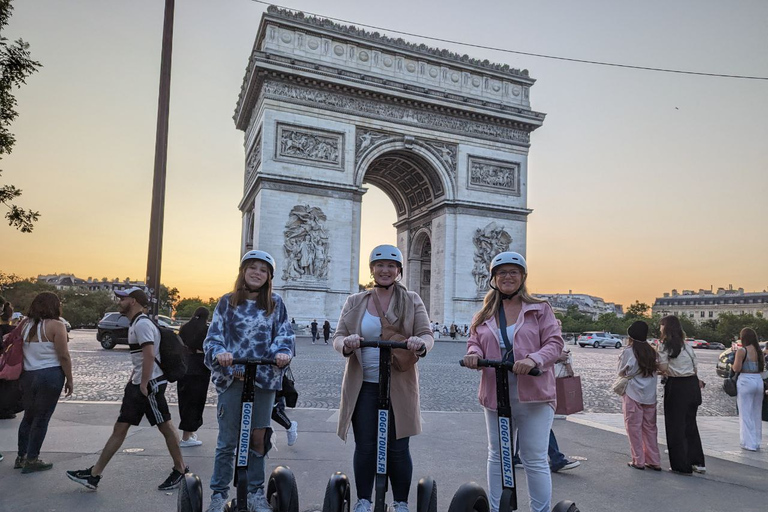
[265,5,530,79]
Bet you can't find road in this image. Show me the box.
[67,330,736,416]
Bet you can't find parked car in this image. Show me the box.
[156,315,181,333]
[60,317,72,332]
[577,331,623,349]
[716,342,767,377]
[96,312,130,349]
[706,342,726,350]
[690,339,710,349]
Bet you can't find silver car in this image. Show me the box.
[577,331,624,349]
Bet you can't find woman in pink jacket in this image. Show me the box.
[463,252,563,512]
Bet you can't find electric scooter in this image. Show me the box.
[322,340,437,512]
[450,359,578,512]
[178,357,299,512]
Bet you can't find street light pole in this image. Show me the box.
[145,0,175,317]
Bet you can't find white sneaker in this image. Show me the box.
[180,433,203,447]
[248,489,272,512]
[692,465,706,474]
[206,494,228,512]
[287,421,298,446]
[391,501,409,512]
[354,499,372,512]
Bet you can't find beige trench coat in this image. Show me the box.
[333,289,434,441]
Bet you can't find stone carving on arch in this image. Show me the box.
[472,222,512,294]
[282,205,330,281]
[355,129,457,204]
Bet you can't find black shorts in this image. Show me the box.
[118,380,171,426]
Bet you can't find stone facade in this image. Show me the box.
[653,287,768,323]
[234,8,544,325]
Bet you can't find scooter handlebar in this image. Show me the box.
[459,358,541,376]
[231,357,278,366]
[359,340,412,350]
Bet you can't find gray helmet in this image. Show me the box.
[369,244,403,267]
[240,249,275,276]
[489,251,527,275]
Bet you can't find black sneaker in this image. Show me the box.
[158,466,188,490]
[66,466,101,490]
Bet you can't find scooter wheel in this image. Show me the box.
[552,500,579,512]
[322,472,351,512]
[177,472,203,512]
[447,482,489,512]
[267,466,299,512]
[416,477,437,512]
[499,489,515,512]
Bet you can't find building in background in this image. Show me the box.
[652,286,768,323]
[538,291,623,319]
[37,274,145,293]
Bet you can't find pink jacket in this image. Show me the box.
[466,301,563,410]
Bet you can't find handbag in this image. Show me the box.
[0,320,27,381]
[280,366,299,408]
[723,371,738,397]
[370,293,418,372]
[611,375,632,396]
[556,376,584,415]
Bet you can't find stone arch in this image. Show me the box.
[408,228,433,313]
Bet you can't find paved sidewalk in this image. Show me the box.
[1,403,766,512]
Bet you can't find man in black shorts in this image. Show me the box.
[66,287,187,491]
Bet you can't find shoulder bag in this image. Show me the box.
[370,293,417,372]
[0,320,27,381]
[611,370,639,396]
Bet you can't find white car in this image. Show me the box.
[577,331,624,349]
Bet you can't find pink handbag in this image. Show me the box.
[0,320,26,381]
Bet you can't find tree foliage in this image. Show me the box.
[1,0,42,232]
[175,296,217,319]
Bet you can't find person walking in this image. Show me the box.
[323,320,331,345]
[732,327,764,451]
[463,252,563,512]
[618,321,661,471]
[311,319,319,344]
[658,315,705,475]
[202,250,294,512]
[14,292,73,473]
[334,244,433,512]
[66,287,187,490]
[178,306,211,447]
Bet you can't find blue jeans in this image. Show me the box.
[513,430,567,470]
[210,380,275,498]
[18,366,65,459]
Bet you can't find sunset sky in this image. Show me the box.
[2,0,767,310]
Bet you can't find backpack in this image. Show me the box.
[141,317,188,383]
[0,320,26,381]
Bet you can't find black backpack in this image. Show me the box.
[142,317,188,383]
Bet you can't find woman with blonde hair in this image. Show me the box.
[732,327,764,451]
[463,252,563,512]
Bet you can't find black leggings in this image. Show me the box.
[352,382,412,502]
[177,373,210,432]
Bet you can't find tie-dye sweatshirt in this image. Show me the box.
[203,293,294,394]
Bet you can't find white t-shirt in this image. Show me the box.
[128,314,164,385]
[360,310,382,383]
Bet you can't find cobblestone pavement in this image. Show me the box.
[67,331,737,416]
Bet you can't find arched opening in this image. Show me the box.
[359,185,397,288]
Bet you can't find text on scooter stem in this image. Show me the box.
[238,402,253,467]
[377,409,388,474]
[499,416,515,488]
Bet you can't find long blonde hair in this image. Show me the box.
[470,276,544,334]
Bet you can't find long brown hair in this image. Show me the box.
[660,315,686,358]
[470,273,545,334]
[739,327,764,373]
[630,339,658,377]
[229,263,275,316]
[26,292,62,333]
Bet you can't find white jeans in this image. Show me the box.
[484,375,554,512]
[736,373,763,451]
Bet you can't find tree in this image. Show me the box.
[175,297,216,319]
[1,0,42,232]
[60,289,115,328]
[0,275,55,313]
[624,301,650,318]
[158,284,180,316]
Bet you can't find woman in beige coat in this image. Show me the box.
[333,244,434,512]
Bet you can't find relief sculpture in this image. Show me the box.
[279,127,340,165]
[472,222,512,293]
[283,205,330,281]
[468,157,520,194]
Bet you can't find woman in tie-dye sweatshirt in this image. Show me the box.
[203,250,294,512]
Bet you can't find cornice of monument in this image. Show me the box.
[235,6,546,131]
[262,6,535,82]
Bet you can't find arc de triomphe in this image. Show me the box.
[235,7,545,325]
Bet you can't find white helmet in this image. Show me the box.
[241,250,275,276]
[489,251,527,275]
[369,244,403,267]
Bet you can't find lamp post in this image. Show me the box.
[145,0,175,317]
